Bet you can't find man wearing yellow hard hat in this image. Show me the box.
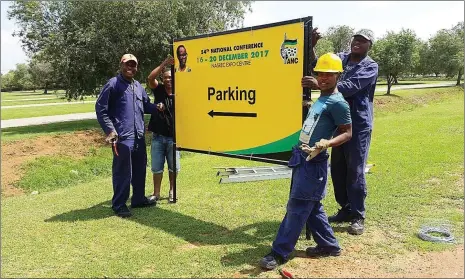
[305,29,379,236]
[260,53,352,270]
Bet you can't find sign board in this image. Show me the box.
[173,17,312,165]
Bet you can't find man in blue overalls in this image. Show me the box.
[260,53,352,270]
[96,54,158,218]
[306,30,379,235]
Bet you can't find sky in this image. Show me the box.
[1,1,464,74]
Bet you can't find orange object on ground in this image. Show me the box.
[279,268,294,279]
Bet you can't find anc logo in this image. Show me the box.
[280,33,299,64]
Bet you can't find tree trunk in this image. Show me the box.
[393,74,398,84]
[456,69,463,86]
[386,74,393,95]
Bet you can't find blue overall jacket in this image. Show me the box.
[95,74,157,140]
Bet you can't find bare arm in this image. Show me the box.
[147,56,174,89]
[328,123,352,148]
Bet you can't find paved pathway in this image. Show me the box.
[1,112,96,129]
[1,101,95,109]
[2,97,57,102]
[375,82,456,92]
[1,83,459,129]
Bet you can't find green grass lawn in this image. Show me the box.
[1,90,66,100]
[1,87,464,277]
[1,102,96,120]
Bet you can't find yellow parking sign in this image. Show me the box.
[173,17,312,164]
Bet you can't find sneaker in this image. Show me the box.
[113,205,132,218]
[259,251,285,270]
[328,208,352,223]
[305,246,341,257]
[131,197,157,208]
[348,218,364,235]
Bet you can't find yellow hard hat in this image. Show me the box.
[313,53,343,73]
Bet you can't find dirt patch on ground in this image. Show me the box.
[1,129,104,197]
[243,244,464,278]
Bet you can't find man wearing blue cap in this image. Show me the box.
[303,30,379,235]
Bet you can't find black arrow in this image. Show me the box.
[208,110,257,118]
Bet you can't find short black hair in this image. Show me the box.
[176,45,186,56]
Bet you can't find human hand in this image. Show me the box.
[312,27,321,47]
[105,131,118,144]
[301,143,322,161]
[156,103,165,111]
[301,76,319,90]
[315,139,331,149]
[300,143,316,155]
[163,56,175,66]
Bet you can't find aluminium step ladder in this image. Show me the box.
[215,166,292,183]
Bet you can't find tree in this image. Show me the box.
[8,0,252,99]
[29,54,54,94]
[11,63,33,91]
[415,41,439,77]
[315,38,334,57]
[429,21,464,85]
[325,25,354,53]
[371,29,420,94]
[1,71,16,92]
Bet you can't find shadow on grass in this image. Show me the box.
[45,200,114,222]
[46,200,281,269]
[2,119,101,139]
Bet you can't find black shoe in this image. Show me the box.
[305,246,341,257]
[131,197,157,208]
[328,209,352,223]
[348,218,364,235]
[113,205,132,218]
[259,251,285,270]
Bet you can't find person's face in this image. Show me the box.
[121,60,137,79]
[177,47,187,66]
[351,35,371,55]
[316,72,339,91]
[163,71,172,89]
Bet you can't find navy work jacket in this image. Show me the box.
[95,74,157,140]
[336,52,379,131]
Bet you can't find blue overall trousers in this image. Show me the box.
[330,128,371,219]
[272,147,339,260]
[111,137,148,210]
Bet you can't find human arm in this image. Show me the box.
[95,82,117,138]
[147,56,175,89]
[337,62,378,98]
[142,86,159,114]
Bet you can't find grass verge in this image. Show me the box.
[1,87,463,277]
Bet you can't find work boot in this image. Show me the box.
[305,246,341,257]
[328,209,352,223]
[131,197,157,208]
[348,218,365,235]
[259,251,285,270]
[113,205,132,218]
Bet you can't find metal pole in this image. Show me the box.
[171,41,177,203]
